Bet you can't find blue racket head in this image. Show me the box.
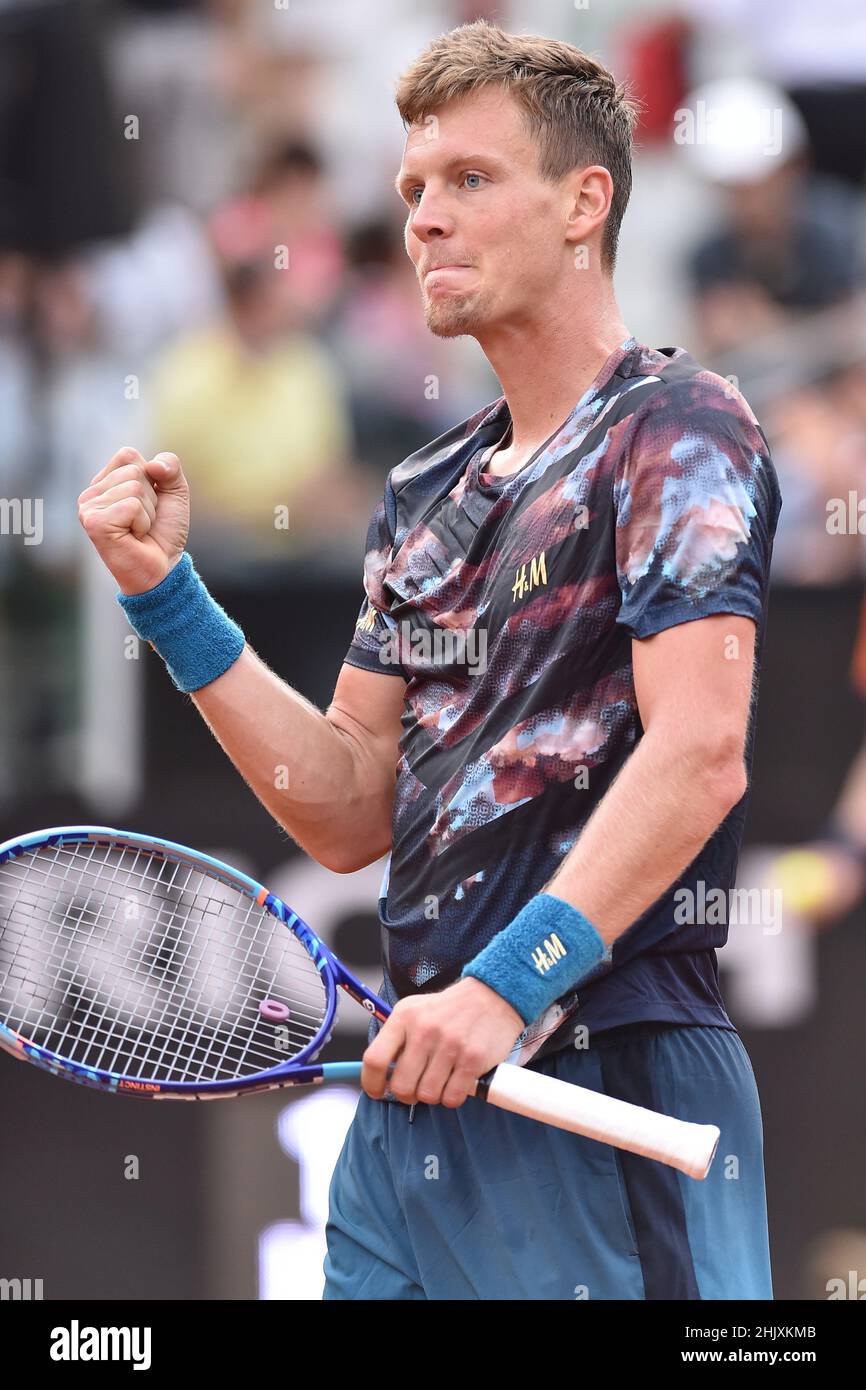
[0,826,372,1099]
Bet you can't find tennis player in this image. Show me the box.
[78,21,780,1300]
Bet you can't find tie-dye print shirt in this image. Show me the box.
[344,338,781,1063]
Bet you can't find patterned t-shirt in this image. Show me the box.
[344,337,781,1065]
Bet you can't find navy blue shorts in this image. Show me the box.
[322,1022,773,1300]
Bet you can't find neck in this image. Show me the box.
[476,282,631,454]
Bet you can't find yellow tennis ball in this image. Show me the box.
[772,849,835,914]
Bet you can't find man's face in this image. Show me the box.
[395,86,576,340]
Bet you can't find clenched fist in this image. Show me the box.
[77,448,190,596]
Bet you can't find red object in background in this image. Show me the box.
[619,16,692,145]
[208,195,274,267]
[207,191,345,323]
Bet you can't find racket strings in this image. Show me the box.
[0,840,329,1083]
[1,848,325,1078]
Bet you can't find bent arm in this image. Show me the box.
[191,649,405,873]
[546,613,754,944]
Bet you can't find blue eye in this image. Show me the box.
[407,172,485,206]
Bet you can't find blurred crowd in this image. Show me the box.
[0,0,865,1302]
[1,0,865,578]
[0,0,501,583]
[0,0,865,758]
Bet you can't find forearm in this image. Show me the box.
[546,732,746,947]
[191,646,394,872]
[462,730,745,1024]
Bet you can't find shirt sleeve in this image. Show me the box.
[613,375,781,639]
[343,478,407,679]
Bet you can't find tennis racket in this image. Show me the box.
[0,826,720,1179]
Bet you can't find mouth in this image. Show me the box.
[424,264,473,279]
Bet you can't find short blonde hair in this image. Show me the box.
[394,18,641,273]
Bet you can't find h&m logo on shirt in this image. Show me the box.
[512,550,548,603]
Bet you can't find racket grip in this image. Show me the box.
[476,1062,720,1180]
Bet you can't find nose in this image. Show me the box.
[407,186,454,245]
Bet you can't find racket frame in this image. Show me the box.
[0,826,722,1181]
[0,826,389,1100]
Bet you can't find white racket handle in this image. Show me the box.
[477,1062,720,1180]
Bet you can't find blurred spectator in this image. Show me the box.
[760,573,866,931]
[680,79,863,356]
[675,76,866,585]
[245,140,345,333]
[323,215,498,477]
[680,0,866,188]
[148,198,367,568]
[0,202,224,576]
[762,377,866,584]
[235,0,452,223]
[79,203,224,361]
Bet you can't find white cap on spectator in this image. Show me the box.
[677,77,808,184]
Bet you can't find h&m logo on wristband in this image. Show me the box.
[532,933,567,974]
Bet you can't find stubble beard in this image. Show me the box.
[422,283,493,339]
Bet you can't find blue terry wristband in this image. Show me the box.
[461,892,608,1026]
[116,552,246,693]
